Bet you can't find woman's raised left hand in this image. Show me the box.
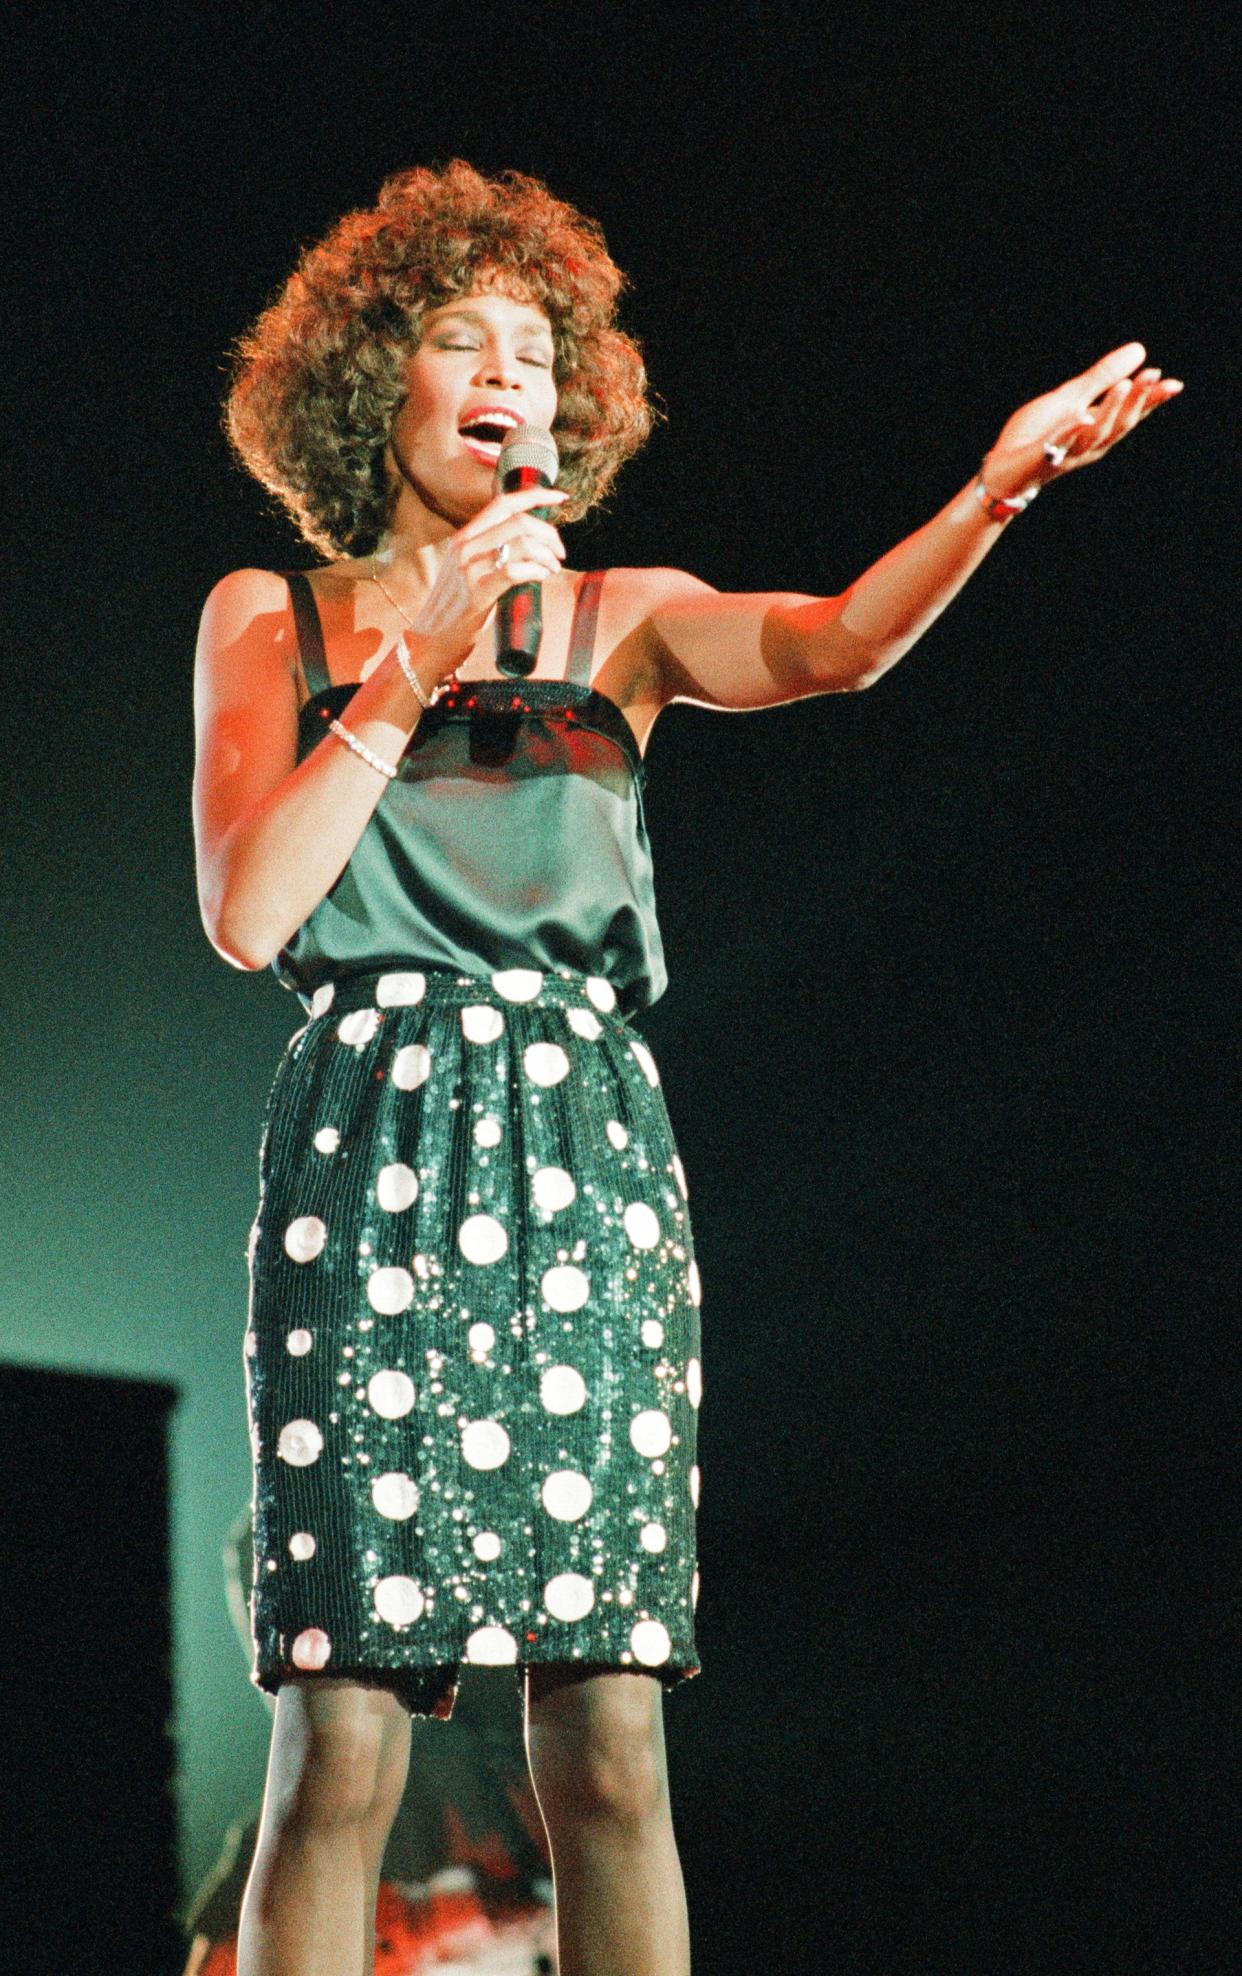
[982,341,1183,503]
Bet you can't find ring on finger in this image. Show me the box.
[1042,439,1070,470]
[493,541,511,571]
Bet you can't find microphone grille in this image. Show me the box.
[497,424,560,483]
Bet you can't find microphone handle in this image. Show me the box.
[495,466,553,677]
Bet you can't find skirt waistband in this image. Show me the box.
[300,964,628,1023]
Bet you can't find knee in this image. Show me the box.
[529,1675,668,1835]
[267,1681,410,1838]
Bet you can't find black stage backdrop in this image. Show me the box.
[2,2,1236,1969]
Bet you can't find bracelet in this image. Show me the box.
[328,717,399,780]
[973,458,1041,524]
[394,634,447,712]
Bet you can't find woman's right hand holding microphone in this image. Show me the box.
[393,484,569,699]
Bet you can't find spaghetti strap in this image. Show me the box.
[283,571,332,699]
[565,570,605,689]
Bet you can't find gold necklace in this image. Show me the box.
[369,553,419,631]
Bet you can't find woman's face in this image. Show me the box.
[388,283,559,525]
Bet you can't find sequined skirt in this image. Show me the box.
[245,965,702,1717]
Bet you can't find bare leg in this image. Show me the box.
[237,1678,411,1976]
[525,1666,690,1976]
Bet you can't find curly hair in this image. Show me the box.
[225,161,654,557]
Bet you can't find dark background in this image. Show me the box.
[2,1,1236,1968]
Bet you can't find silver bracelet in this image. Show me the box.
[974,459,1040,523]
[328,717,398,780]
[394,634,445,712]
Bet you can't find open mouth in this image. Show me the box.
[458,410,522,464]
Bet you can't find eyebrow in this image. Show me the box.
[428,305,554,340]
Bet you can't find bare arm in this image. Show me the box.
[192,488,567,972]
[191,568,432,971]
[641,343,1182,709]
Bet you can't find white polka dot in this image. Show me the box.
[284,1216,327,1263]
[532,1166,577,1212]
[375,1163,418,1212]
[640,1521,667,1553]
[313,1126,340,1155]
[374,1576,425,1627]
[458,1214,508,1265]
[606,1120,629,1150]
[466,1624,518,1664]
[371,1471,419,1520]
[291,1627,332,1670]
[286,1328,314,1357]
[391,1043,431,1090]
[376,971,425,1006]
[541,1470,593,1521]
[630,1619,671,1666]
[492,968,544,1002]
[541,1264,590,1312]
[462,1005,505,1044]
[623,1202,660,1250]
[629,1039,660,1087]
[474,1116,502,1148]
[540,1365,587,1415]
[690,1465,701,1508]
[524,1041,570,1087]
[310,984,336,1017]
[288,1531,317,1561]
[367,1266,415,1315]
[277,1419,324,1467]
[692,1569,700,1608]
[468,1321,496,1354]
[687,1358,702,1409]
[586,977,617,1012]
[367,1369,416,1419]
[688,1260,702,1307]
[337,1007,380,1050]
[462,1420,511,1471]
[567,1007,603,1041]
[630,1410,672,1458]
[640,1319,664,1349]
[545,1572,595,1622]
[672,1154,688,1199]
[472,1531,502,1562]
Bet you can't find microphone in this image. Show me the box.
[494,424,560,677]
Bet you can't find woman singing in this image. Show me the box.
[193,160,1179,1976]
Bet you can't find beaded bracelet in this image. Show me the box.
[395,633,451,711]
[328,717,399,780]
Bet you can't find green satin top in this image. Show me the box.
[272,571,667,1018]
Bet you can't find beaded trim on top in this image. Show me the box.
[300,678,647,788]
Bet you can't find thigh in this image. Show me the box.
[262,1678,413,1829]
[524,1665,668,1772]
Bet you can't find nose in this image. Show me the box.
[475,340,522,392]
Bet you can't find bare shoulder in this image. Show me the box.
[199,565,294,648]
[602,565,717,627]
[193,568,301,849]
[596,566,720,710]
[195,567,300,693]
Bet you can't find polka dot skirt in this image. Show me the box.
[245,966,702,1717]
